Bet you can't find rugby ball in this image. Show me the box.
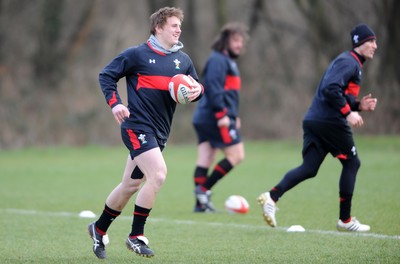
[225,195,249,214]
[168,74,196,104]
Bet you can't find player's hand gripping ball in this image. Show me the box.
[225,195,250,214]
[168,74,197,104]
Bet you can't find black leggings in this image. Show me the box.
[274,144,360,200]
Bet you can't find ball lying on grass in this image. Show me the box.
[224,195,249,214]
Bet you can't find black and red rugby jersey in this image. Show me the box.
[99,41,199,140]
[193,51,241,124]
[304,51,364,125]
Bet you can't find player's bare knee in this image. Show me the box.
[237,151,245,164]
[122,184,140,197]
[120,178,141,195]
[227,151,245,166]
[150,168,167,190]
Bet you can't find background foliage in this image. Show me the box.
[1,0,399,149]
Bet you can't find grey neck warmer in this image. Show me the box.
[148,34,184,54]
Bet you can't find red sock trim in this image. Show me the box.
[95,226,106,236]
[195,176,207,185]
[133,212,149,217]
[343,217,352,223]
[104,208,121,217]
[214,165,226,175]
[129,234,143,239]
[200,185,208,192]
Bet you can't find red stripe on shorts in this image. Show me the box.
[220,127,232,144]
[127,129,140,150]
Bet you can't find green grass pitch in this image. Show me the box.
[1,136,399,263]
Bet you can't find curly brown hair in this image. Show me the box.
[211,22,249,52]
[149,7,184,35]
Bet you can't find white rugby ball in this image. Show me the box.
[224,195,249,214]
[168,74,196,104]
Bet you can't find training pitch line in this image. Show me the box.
[3,208,399,240]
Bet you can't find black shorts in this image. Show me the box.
[193,119,241,148]
[303,120,357,160]
[121,127,167,180]
[121,127,166,159]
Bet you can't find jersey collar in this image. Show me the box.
[350,50,365,67]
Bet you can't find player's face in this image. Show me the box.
[156,16,182,49]
[357,39,377,60]
[228,33,245,57]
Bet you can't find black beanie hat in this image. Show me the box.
[351,23,376,48]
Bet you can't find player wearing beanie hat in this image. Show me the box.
[351,23,376,48]
[258,23,378,232]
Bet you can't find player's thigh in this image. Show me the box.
[197,141,218,167]
[134,147,167,182]
[306,121,355,159]
[121,155,136,181]
[120,155,144,188]
[222,142,245,165]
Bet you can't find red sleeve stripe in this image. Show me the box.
[136,74,171,91]
[108,91,118,107]
[345,81,360,97]
[219,126,233,144]
[224,75,241,91]
[126,129,140,150]
[340,103,351,115]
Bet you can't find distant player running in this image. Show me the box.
[258,23,378,232]
[192,23,249,212]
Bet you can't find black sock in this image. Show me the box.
[203,159,233,190]
[194,166,208,207]
[269,187,281,202]
[95,204,121,234]
[194,166,208,186]
[339,193,353,221]
[129,204,151,238]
